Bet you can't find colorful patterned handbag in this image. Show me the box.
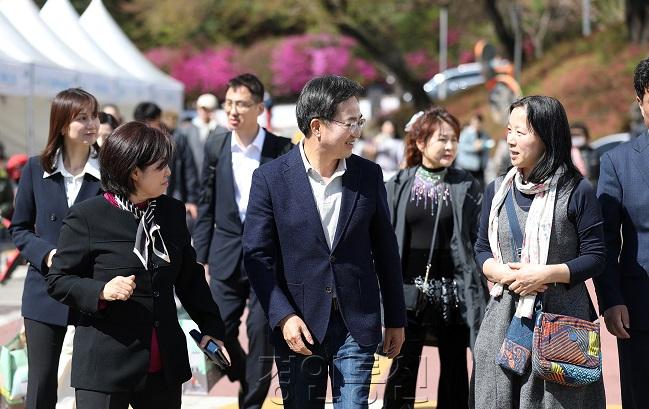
[532,308,602,387]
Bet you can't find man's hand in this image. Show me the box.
[100,275,136,301]
[603,305,630,339]
[185,203,198,219]
[279,314,313,356]
[382,327,405,359]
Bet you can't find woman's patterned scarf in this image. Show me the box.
[487,166,563,318]
[113,194,170,269]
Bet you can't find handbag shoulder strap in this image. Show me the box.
[423,198,444,281]
[504,187,523,262]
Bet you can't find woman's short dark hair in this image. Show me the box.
[99,112,119,130]
[227,73,265,102]
[509,95,580,186]
[41,88,99,173]
[99,121,173,197]
[295,75,364,137]
[404,106,460,168]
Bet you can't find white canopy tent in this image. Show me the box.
[80,0,183,111]
[40,0,151,105]
[0,52,33,155]
[0,0,184,156]
[0,6,78,155]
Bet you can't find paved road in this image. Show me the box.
[0,267,622,408]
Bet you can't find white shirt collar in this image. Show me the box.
[43,148,100,180]
[231,127,266,153]
[298,139,347,177]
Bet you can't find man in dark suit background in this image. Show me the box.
[133,102,200,222]
[243,75,406,409]
[193,73,292,409]
[596,57,649,409]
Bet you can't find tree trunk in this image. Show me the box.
[484,0,516,60]
[320,0,431,110]
[626,0,649,43]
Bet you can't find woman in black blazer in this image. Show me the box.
[10,88,102,409]
[46,121,227,409]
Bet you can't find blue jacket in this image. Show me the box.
[10,156,102,326]
[243,148,407,347]
[595,131,649,330]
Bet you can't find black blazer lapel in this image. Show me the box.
[218,133,241,228]
[631,132,649,189]
[331,159,360,251]
[74,175,102,205]
[260,131,277,165]
[283,149,329,248]
[45,173,70,211]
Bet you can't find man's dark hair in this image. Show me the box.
[295,75,364,137]
[634,58,649,100]
[509,95,580,187]
[133,102,162,122]
[99,121,173,198]
[569,121,590,140]
[227,73,264,102]
[99,112,119,130]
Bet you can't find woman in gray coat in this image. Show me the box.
[384,107,489,409]
[470,96,606,408]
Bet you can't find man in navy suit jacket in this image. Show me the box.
[193,74,292,409]
[243,75,406,409]
[596,58,649,409]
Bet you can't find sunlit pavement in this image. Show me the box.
[0,267,622,408]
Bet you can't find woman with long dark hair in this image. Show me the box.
[383,107,488,409]
[10,88,102,408]
[470,96,606,408]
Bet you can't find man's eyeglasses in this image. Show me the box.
[223,100,258,112]
[328,118,366,134]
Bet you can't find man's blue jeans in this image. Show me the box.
[274,305,378,409]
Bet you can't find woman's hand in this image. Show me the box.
[199,335,231,366]
[507,263,550,296]
[507,262,570,296]
[100,275,136,301]
[482,258,516,284]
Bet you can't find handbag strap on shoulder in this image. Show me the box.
[504,187,524,262]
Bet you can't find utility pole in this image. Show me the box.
[509,2,522,83]
[582,0,591,36]
[439,2,449,99]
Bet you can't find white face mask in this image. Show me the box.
[572,136,587,148]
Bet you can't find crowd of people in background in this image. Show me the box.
[4,57,649,409]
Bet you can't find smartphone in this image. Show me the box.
[189,329,231,370]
